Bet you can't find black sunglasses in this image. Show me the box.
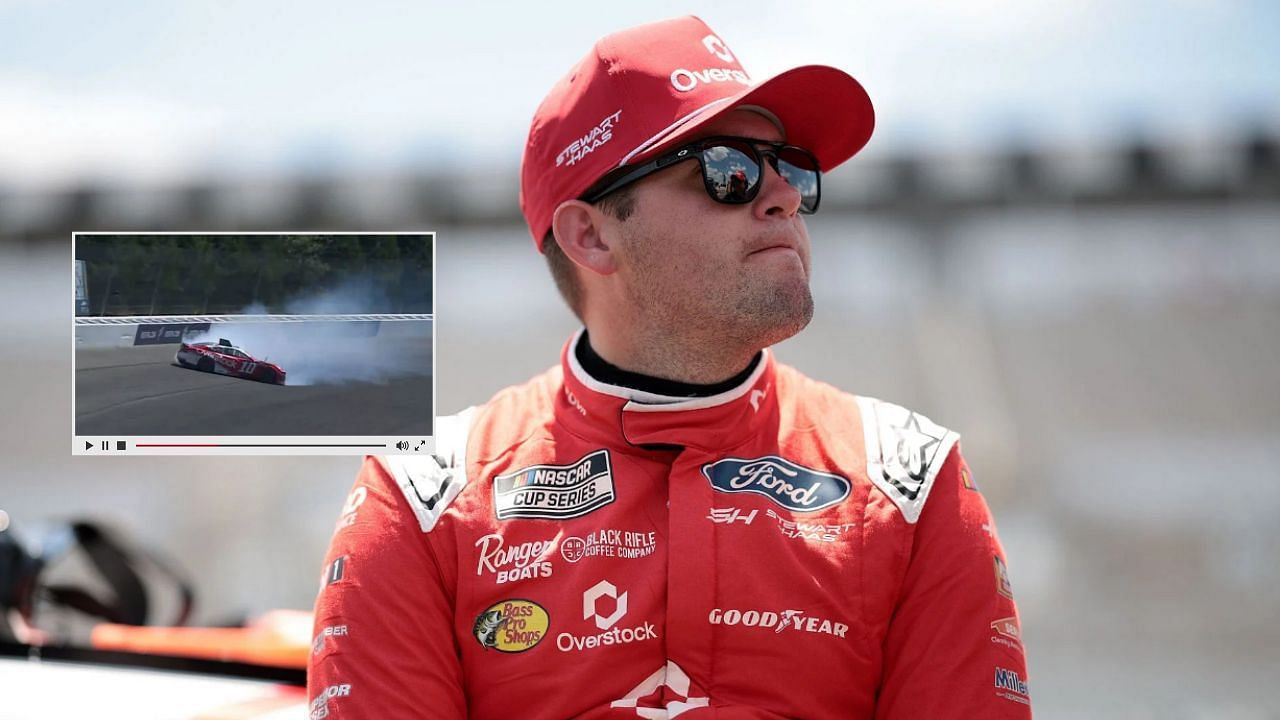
[583,136,822,214]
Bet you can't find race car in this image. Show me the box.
[175,338,286,385]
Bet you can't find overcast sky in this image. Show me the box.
[2,0,1277,188]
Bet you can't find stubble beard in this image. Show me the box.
[622,240,815,360]
[728,271,814,348]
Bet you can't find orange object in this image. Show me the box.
[91,609,312,669]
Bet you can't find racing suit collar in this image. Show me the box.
[559,328,778,452]
[575,328,762,399]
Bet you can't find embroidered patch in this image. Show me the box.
[856,397,959,524]
[702,456,850,513]
[493,450,616,521]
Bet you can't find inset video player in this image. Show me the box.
[72,232,436,456]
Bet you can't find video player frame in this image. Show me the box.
[71,232,436,456]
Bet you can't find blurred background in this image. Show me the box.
[2,1,1279,716]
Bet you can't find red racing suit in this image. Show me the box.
[309,332,1032,719]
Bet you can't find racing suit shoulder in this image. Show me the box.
[379,407,477,532]
[770,365,959,525]
[853,394,960,524]
[377,366,562,535]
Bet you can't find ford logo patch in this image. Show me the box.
[702,456,850,512]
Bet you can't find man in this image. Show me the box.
[309,16,1031,719]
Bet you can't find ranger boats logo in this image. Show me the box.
[493,450,615,520]
[702,456,850,512]
[474,533,554,584]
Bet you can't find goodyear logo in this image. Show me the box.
[473,599,549,653]
[702,456,850,513]
[493,450,615,520]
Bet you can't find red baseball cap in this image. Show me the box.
[520,15,875,250]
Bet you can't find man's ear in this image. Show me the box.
[551,200,618,275]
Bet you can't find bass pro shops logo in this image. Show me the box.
[473,599,550,653]
[702,457,850,512]
[493,450,616,520]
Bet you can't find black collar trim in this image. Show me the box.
[575,330,762,399]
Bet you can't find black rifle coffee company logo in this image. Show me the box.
[493,450,615,520]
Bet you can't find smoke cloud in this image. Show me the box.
[184,277,431,386]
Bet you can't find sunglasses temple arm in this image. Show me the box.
[584,159,664,202]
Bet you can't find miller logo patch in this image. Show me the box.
[493,450,616,520]
[702,456,850,513]
[994,666,1031,705]
[473,599,550,653]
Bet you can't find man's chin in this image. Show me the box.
[735,286,814,349]
[759,307,814,348]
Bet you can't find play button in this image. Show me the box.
[85,441,93,450]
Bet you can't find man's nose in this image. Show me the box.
[754,156,803,218]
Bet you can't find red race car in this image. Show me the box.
[175,338,287,385]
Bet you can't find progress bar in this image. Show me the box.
[75,436,434,456]
[135,443,387,448]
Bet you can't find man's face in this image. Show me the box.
[604,109,815,350]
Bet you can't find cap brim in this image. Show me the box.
[628,65,875,172]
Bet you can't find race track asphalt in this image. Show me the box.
[74,344,433,436]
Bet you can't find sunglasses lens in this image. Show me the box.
[776,147,820,213]
[701,144,760,203]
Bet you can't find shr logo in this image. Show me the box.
[583,580,628,630]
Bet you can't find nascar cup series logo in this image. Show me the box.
[493,450,616,521]
[702,456,850,512]
[473,599,550,653]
